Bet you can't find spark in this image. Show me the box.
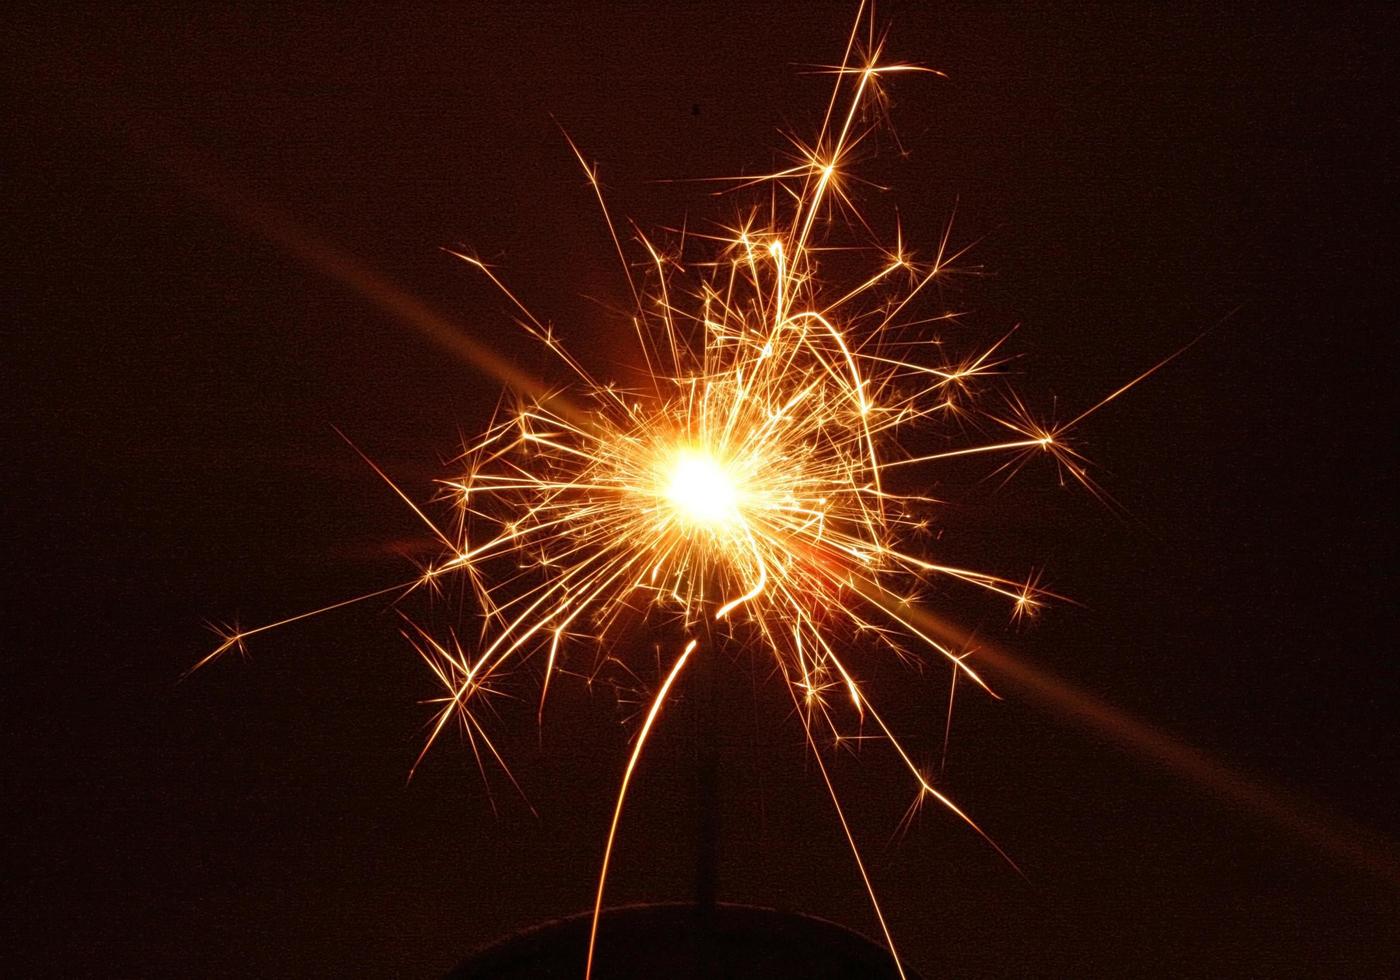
[199,4,1181,976]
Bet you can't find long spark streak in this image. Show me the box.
[791,676,907,980]
[585,640,695,980]
[196,5,1196,975]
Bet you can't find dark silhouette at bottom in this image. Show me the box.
[446,902,917,979]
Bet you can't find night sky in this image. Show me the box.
[5,2,1397,977]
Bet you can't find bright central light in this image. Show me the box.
[663,448,742,530]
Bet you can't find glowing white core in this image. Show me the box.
[665,449,741,529]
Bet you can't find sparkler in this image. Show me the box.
[199,5,1179,976]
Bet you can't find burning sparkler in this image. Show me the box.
[199,5,1181,976]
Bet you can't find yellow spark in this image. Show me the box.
[197,4,1180,976]
[661,447,744,533]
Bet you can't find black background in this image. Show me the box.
[5,2,1397,977]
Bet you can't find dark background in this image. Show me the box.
[4,2,1397,976]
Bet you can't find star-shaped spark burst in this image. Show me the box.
[199,6,1185,976]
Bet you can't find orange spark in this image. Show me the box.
[198,4,1191,975]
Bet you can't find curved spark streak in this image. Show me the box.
[585,640,695,980]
